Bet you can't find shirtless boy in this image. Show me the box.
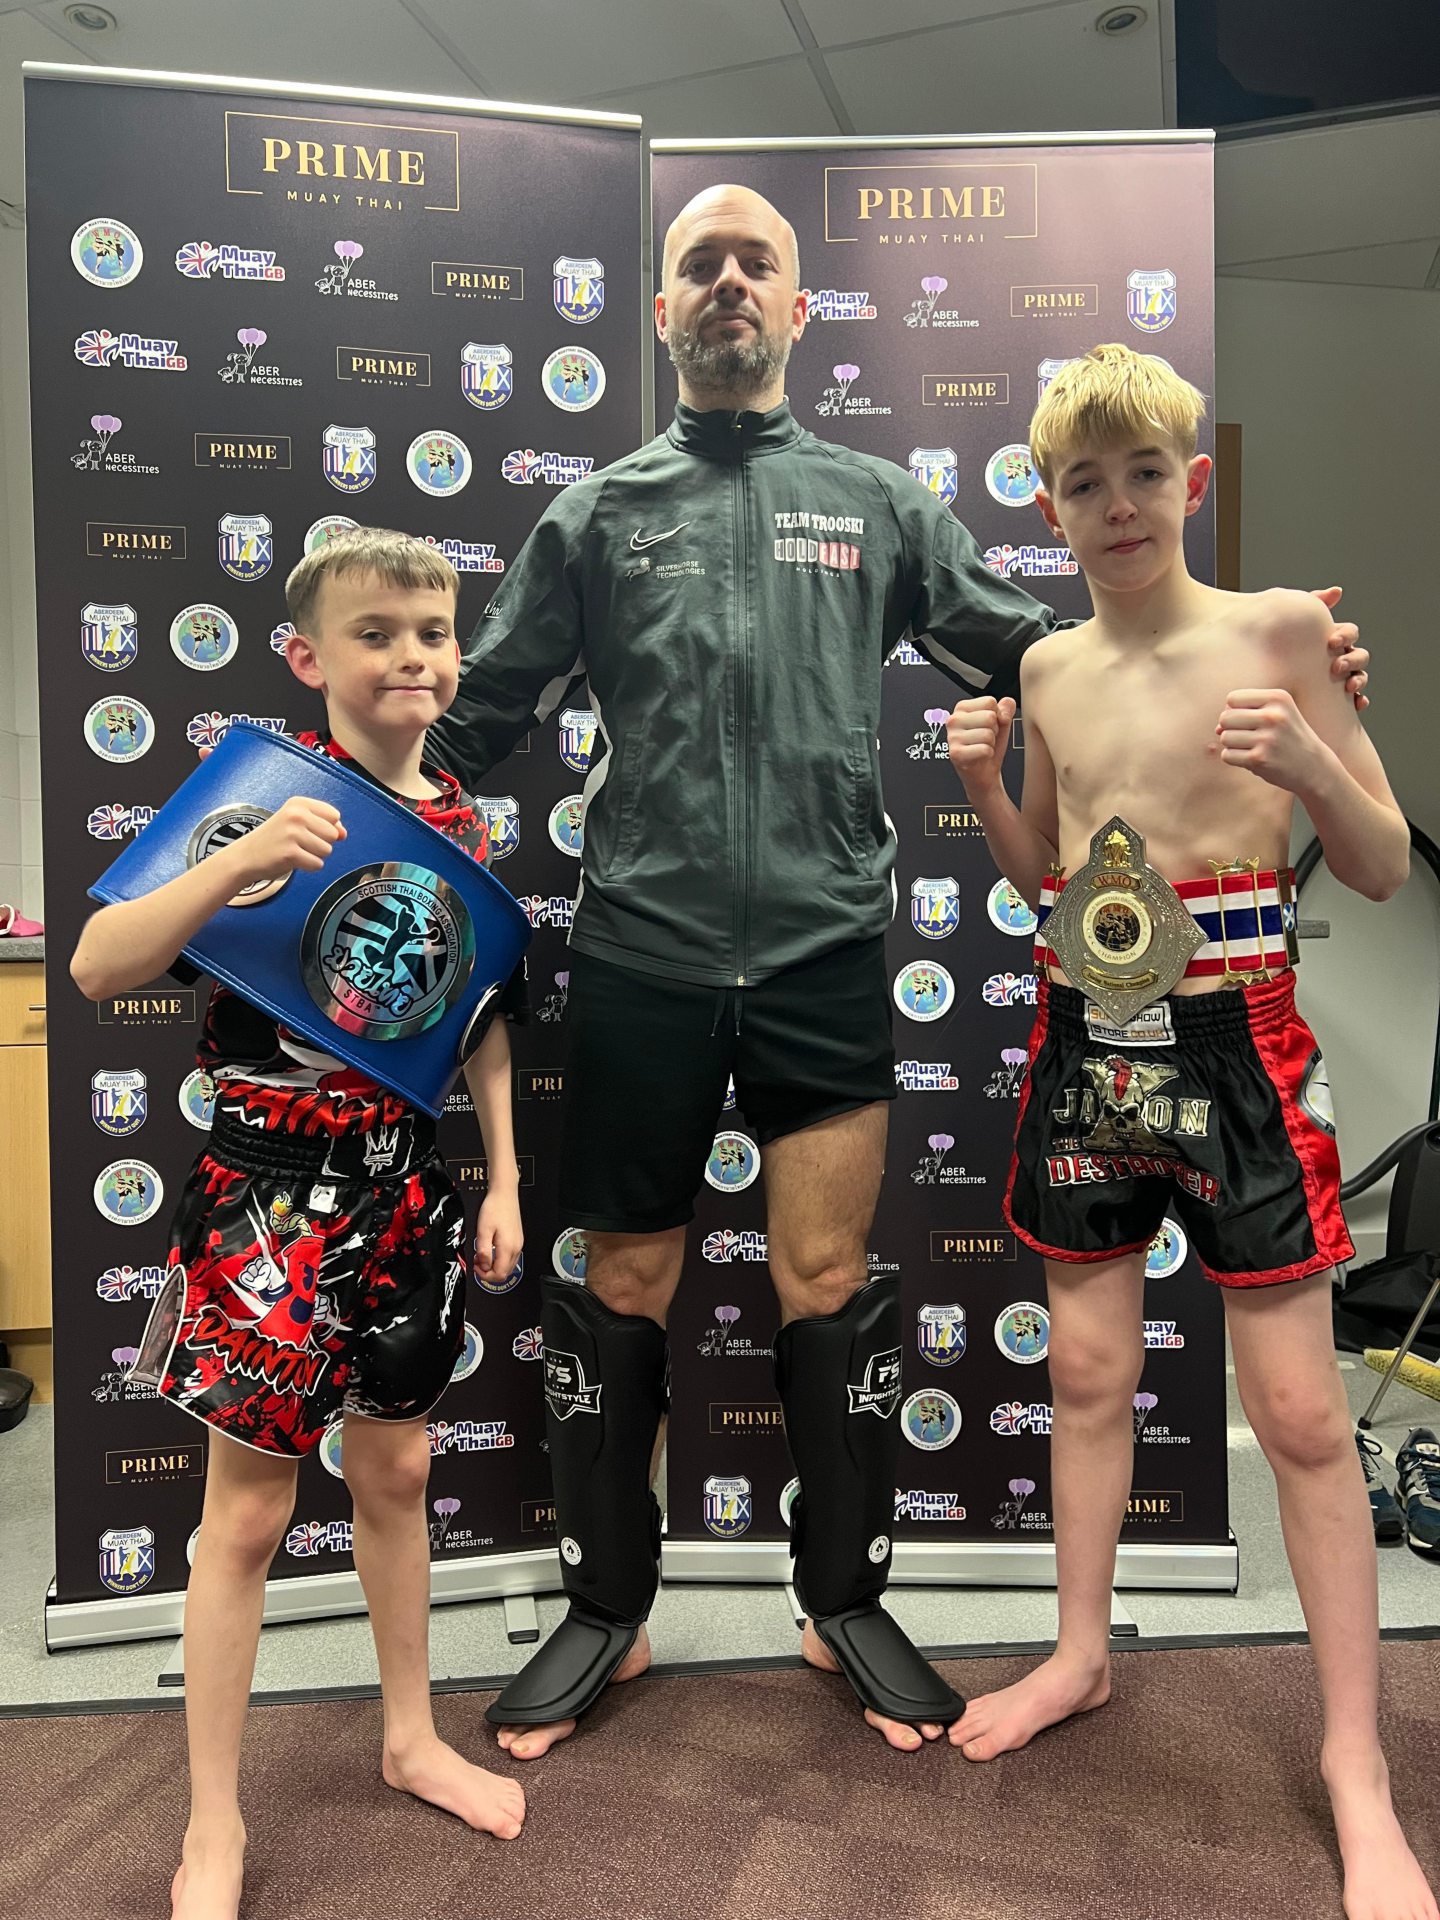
[945,344,1433,1920]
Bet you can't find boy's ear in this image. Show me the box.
[284,631,326,690]
[1034,486,1064,538]
[1184,454,1213,517]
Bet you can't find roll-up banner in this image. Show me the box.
[26,63,642,1646]
[649,135,1235,1592]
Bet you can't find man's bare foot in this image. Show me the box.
[800,1618,945,1751]
[1323,1745,1438,1920]
[171,1818,246,1920]
[382,1732,525,1838]
[949,1649,1110,1759]
[495,1623,652,1762]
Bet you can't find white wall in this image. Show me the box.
[1216,276,1440,1254]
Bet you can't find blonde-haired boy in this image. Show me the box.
[946,345,1434,1918]
[72,528,528,1918]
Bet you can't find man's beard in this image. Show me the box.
[666,316,790,399]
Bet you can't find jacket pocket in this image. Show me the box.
[604,718,648,879]
[848,726,882,874]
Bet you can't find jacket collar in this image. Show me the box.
[667,398,803,460]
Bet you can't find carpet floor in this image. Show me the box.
[3,1642,1438,1919]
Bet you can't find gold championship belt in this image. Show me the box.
[1040,816,1206,1028]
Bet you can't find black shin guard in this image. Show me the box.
[774,1276,966,1728]
[486,1279,666,1728]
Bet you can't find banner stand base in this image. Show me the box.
[662,1536,1239,1594]
[45,1547,565,1652]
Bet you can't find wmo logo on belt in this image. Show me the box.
[302,861,475,1040]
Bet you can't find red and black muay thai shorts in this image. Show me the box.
[133,1084,467,1455]
[1004,974,1354,1286]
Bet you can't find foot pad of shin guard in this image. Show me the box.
[485,1607,639,1728]
[811,1603,966,1728]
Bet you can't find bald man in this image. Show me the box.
[430,186,1366,1758]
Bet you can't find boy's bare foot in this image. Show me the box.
[800,1618,945,1751]
[494,1622,652,1761]
[383,1733,525,1839]
[1323,1745,1438,1920]
[949,1650,1111,1759]
[171,1818,246,1920]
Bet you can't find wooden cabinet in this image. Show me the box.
[0,962,53,1400]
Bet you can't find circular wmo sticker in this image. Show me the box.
[1146,1218,1188,1279]
[988,878,1038,936]
[302,862,475,1041]
[170,603,238,672]
[178,1068,217,1131]
[779,1476,801,1528]
[542,347,606,413]
[304,514,359,554]
[186,805,286,907]
[985,443,1040,508]
[408,430,472,497]
[94,1159,164,1226]
[995,1301,1050,1364]
[318,1420,346,1479]
[902,1389,961,1451]
[552,1230,588,1283]
[72,218,143,287]
[893,960,955,1022]
[706,1130,760,1193]
[86,697,154,763]
[451,1323,484,1383]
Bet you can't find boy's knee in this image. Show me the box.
[345,1427,432,1511]
[1252,1392,1351,1474]
[1048,1337,1143,1411]
[205,1485,295,1569]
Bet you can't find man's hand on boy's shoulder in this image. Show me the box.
[1306,585,1369,711]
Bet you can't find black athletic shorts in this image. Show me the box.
[1005,975,1353,1286]
[558,938,896,1233]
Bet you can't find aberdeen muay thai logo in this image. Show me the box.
[171,604,239,671]
[553,254,604,324]
[72,218,143,286]
[557,708,597,773]
[86,697,154,763]
[1127,269,1177,334]
[218,515,273,583]
[94,1158,163,1225]
[176,239,285,281]
[848,1347,903,1418]
[475,796,519,859]
[908,445,958,506]
[99,1525,155,1594]
[476,1245,524,1296]
[461,342,513,410]
[71,415,159,476]
[1038,357,1070,400]
[81,602,138,672]
[302,862,475,1039]
[917,1303,967,1367]
[706,1131,760,1192]
[544,1348,602,1419]
[75,329,186,372]
[703,1474,752,1539]
[92,1069,148,1138]
[543,347,606,412]
[408,430,471,496]
[911,876,959,938]
[324,425,377,493]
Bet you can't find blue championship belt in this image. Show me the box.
[89,723,532,1117]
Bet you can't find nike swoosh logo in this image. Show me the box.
[629,522,690,551]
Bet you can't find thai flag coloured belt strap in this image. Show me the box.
[1036,864,1300,984]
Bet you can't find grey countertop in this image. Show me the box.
[0,938,44,963]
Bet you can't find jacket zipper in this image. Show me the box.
[730,440,749,987]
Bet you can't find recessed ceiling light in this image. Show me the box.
[64,5,117,31]
[1097,5,1147,34]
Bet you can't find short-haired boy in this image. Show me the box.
[946,346,1434,1919]
[71,529,528,1920]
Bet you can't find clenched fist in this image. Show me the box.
[1216,689,1326,794]
[224,797,347,888]
[947,695,1016,797]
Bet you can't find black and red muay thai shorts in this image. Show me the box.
[1005,973,1353,1286]
[132,1083,466,1455]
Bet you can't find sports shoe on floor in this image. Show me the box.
[1395,1427,1440,1556]
[1355,1430,1405,1543]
